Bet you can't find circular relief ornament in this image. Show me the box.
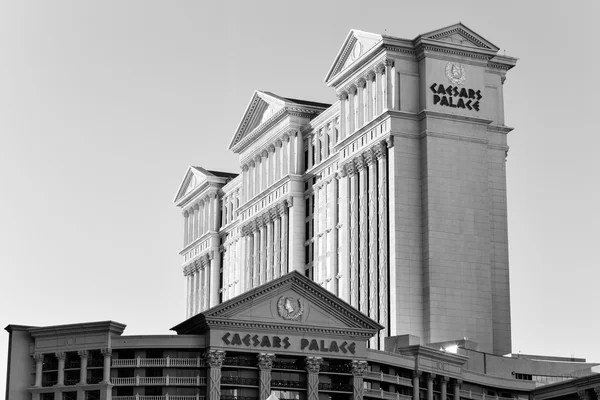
[445,62,466,85]
[350,41,362,62]
[277,296,303,320]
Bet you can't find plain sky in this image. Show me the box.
[1,0,598,395]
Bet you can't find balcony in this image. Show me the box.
[318,383,353,392]
[364,371,413,387]
[320,364,351,374]
[112,358,205,368]
[222,358,255,367]
[271,380,304,389]
[221,376,259,386]
[272,361,301,370]
[365,388,412,400]
[113,397,205,400]
[111,376,206,386]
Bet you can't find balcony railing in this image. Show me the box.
[365,388,412,400]
[42,380,57,387]
[87,376,103,384]
[271,380,304,389]
[64,377,80,386]
[272,361,301,370]
[113,397,206,400]
[221,376,259,386]
[221,396,258,400]
[112,358,204,368]
[318,383,353,392]
[111,376,206,386]
[222,358,255,367]
[320,364,351,373]
[364,371,413,387]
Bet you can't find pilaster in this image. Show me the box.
[350,360,368,400]
[205,350,226,400]
[257,353,276,400]
[305,356,324,400]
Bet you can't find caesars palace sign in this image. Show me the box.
[431,62,483,112]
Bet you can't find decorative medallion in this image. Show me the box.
[445,62,466,85]
[350,41,362,62]
[277,296,303,320]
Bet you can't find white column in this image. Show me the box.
[348,164,359,308]
[334,172,345,298]
[375,65,383,116]
[33,354,43,387]
[259,221,267,284]
[347,85,356,136]
[261,150,269,191]
[307,135,314,170]
[273,214,281,278]
[385,59,395,110]
[266,216,274,281]
[199,266,205,311]
[268,145,275,187]
[338,92,348,141]
[78,350,88,384]
[190,265,197,315]
[222,245,229,301]
[376,63,386,113]
[56,352,66,385]
[275,140,283,182]
[194,266,201,313]
[253,226,260,287]
[209,251,220,307]
[203,261,210,309]
[323,126,330,159]
[183,211,189,247]
[281,205,289,275]
[213,193,221,231]
[366,71,375,122]
[367,151,378,348]
[320,181,328,287]
[248,161,256,200]
[376,142,389,345]
[203,198,209,235]
[245,233,253,289]
[281,135,289,176]
[357,79,365,128]
[357,157,368,315]
[313,183,320,283]
[255,156,262,196]
[100,349,112,384]
[185,267,192,318]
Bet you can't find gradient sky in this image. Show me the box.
[1,0,599,394]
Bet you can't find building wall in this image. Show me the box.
[6,327,33,400]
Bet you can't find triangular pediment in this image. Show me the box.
[227,91,287,152]
[173,166,237,205]
[419,23,499,51]
[324,29,383,84]
[172,271,382,336]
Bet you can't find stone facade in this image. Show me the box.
[174,23,516,355]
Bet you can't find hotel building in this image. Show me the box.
[5,23,599,400]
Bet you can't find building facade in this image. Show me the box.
[174,23,514,355]
[5,23,600,400]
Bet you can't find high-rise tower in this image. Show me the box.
[174,23,517,355]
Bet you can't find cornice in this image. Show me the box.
[28,321,126,339]
[178,232,214,256]
[418,110,493,126]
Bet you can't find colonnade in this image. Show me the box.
[240,130,301,204]
[239,200,291,290]
[337,59,395,141]
[221,234,242,301]
[338,139,391,348]
[311,173,338,293]
[305,117,340,170]
[32,349,112,387]
[182,191,220,248]
[184,252,213,318]
[221,188,240,227]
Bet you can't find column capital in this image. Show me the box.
[347,84,358,95]
[384,58,395,67]
[281,133,290,142]
[386,136,394,148]
[413,371,422,378]
[372,142,387,160]
[427,373,437,381]
[275,139,283,148]
[454,378,462,386]
[366,70,376,81]
[305,356,324,373]
[248,159,255,168]
[77,350,89,358]
[205,349,226,368]
[357,78,367,88]
[350,360,368,376]
[442,376,450,383]
[268,144,275,153]
[257,353,276,371]
[376,63,386,74]
[363,149,375,166]
[261,149,269,158]
[193,203,200,211]
[354,156,366,172]
[337,91,348,101]
[33,353,44,362]
[242,164,249,172]
[100,348,112,357]
[55,352,66,360]
[255,154,262,162]
[183,210,189,217]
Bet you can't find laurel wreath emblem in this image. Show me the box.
[277,296,303,320]
[445,62,466,86]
